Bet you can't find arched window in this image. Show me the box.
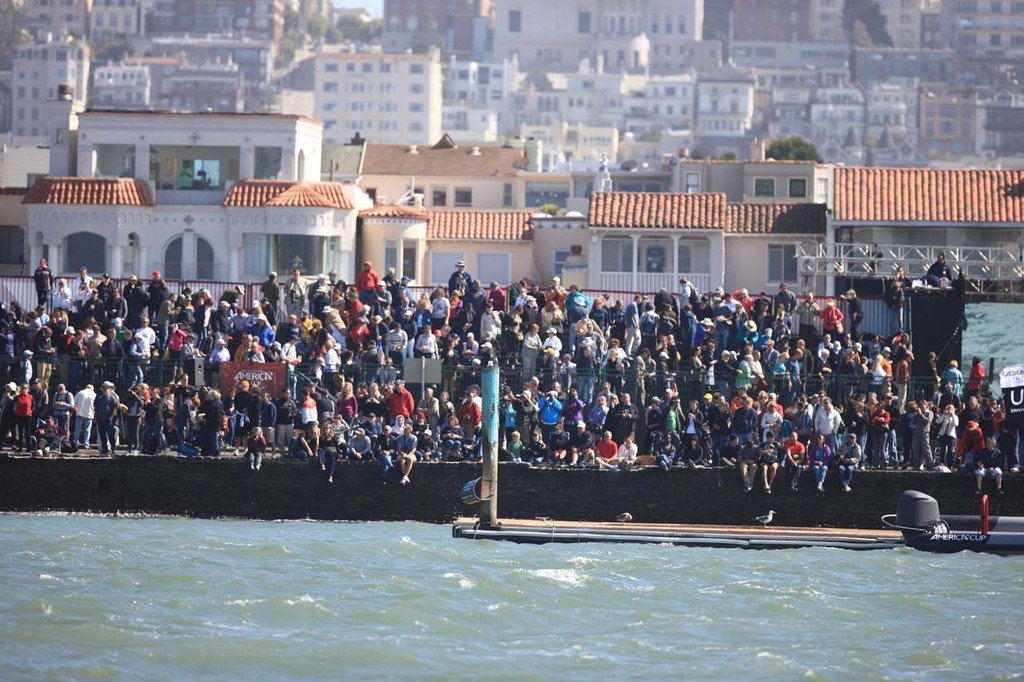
[164,235,216,280]
[63,232,106,274]
[163,236,183,279]
[197,237,214,280]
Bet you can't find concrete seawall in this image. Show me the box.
[1,455,1020,527]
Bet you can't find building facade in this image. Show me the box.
[22,109,370,283]
[314,48,443,145]
[492,0,704,74]
[11,36,90,141]
[382,0,493,59]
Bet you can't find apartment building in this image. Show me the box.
[918,85,976,158]
[732,0,813,42]
[315,48,443,146]
[148,36,274,111]
[91,0,144,37]
[11,35,90,141]
[877,0,942,48]
[20,0,91,38]
[695,66,756,138]
[382,0,493,59]
[146,0,286,51]
[492,0,704,74]
[940,0,1024,62]
[91,62,151,109]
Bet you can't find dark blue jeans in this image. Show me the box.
[97,418,117,454]
[377,453,393,482]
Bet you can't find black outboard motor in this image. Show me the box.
[894,490,946,539]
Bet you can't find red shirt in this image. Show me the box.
[14,393,33,418]
[355,268,379,292]
[389,387,415,420]
[596,438,618,460]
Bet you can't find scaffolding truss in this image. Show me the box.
[797,242,1024,300]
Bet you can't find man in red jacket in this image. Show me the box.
[388,379,415,422]
[355,260,379,306]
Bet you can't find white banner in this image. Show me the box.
[999,364,1024,389]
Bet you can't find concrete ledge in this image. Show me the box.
[0,454,1019,528]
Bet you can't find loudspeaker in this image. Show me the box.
[908,292,963,378]
[183,357,206,387]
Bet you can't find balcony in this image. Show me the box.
[154,187,229,206]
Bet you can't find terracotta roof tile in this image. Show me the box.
[362,138,525,177]
[223,180,353,209]
[359,203,430,219]
[589,191,827,234]
[22,177,154,206]
[427,210,534,241]
[834,167,1024,223]
[728,202,827,234]
[588,192,730,229]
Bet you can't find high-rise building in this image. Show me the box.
[11,35,90,141]
[314,48,443,145]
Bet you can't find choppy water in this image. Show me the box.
[1,515,1021,681]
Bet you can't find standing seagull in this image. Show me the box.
[615,512,633,524]
[755,510,775,527]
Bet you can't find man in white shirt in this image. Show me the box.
[813,396,844,454]
[73,383,97,448]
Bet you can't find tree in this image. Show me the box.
[711,151,737,161]
[408,14,443,54]
[336,16,382,44]
[842,0,893,48]
[0,0,25,70]
[91,31,135,63]
[765,137,824,163]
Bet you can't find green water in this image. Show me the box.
[1,514,1021,680]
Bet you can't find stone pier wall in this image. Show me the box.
[1,455,1020,528]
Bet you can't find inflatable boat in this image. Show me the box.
[882,490,1024,555]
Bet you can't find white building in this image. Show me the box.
[442,104,499,143]
[810,86,866,147]
[91,62,151,109]
[24,107,371,282]
[11,36,90,141]
[20,0,91,38]
[314,47,443,146]
[492,0,704,74]
[864,79,920,147]
[696,66,756,138]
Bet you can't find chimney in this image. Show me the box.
[413,193,424,210]
[525,138,543,172]
[47,84,83,177]
[470,146,481,156]
[407,144,419,154]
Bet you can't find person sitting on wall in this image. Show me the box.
[738,436,760,492]
[924,252,953,287]
[569,421,595,467]
[974,437,1004,496]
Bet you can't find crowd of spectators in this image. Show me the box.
[0,254,1013,494]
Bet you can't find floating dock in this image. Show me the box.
[452,518,906,551]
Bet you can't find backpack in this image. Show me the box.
[640,312,658,334]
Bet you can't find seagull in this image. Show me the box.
[755,510,775,527]
[615,512,633,524]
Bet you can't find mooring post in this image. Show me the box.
[480,363,499,527]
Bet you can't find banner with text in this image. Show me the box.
[1000,364,1024,429]
[220,362,287,398]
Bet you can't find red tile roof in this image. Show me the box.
[589,192,826,234]
[359,203,430,219]
[22,177,154,206]
[362,138,525,177]
[728,202,827,234]
[427,210,534,241]
[833,167,1024,223]
[223,180,354,209]
[589,192,729,229]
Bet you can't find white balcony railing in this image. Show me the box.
[596,272,712,295]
